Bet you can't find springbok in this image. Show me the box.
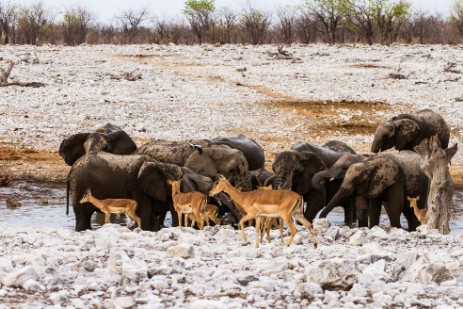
[169,180,207,230]
[209,175,317,248]
[407,196,427,225]
[79,191,141,228]
[188,204,221,228]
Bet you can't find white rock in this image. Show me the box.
[357,260,390,292]
[293,282,323,298]
[167,243,194,259]
[113,296,135,308]
[306,258,359,291]
[2,266,38,288]
[349,229,367,246]
[368,226,390,240]
[349,283,367,298]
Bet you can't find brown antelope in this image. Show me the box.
[256,184,283,244]
[407,196,427,225]
[169,180,207,230]
[209,175,317,248]
[79,191,141,228]
[188,204,221,228]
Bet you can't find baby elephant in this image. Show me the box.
[80,191,141,228]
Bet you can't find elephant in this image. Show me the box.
[320,150,428,231]
[312,153,373,226]
[59,123,137,166]
[67,152,215,232]
[185,145,251,191]
[371,109,450,153]
[135,134,265,171]
[209,134,265,171]
[136,141,252,191]
[272,141,356,224]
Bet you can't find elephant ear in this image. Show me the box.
[106,130,137,155]
[136,162,182,202]
[59,132,91,166]
[394,119,420,150]
[368,157,400,198]
[296,151,327,194]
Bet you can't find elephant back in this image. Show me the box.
[135,139,210,166]
[416,109,450,148]
[291,142,352,168]
[210,134,265,171]
[390,151,429,198]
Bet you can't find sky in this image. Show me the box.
[6,0,456,23]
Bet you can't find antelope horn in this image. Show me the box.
[263,174,276,187]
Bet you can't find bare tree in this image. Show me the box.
[16,2,50,45]
[183,0,215,44]
[351,0,375,45]
[0,1,16,44]
[277,6,295,45]
[295,11,318,43]
[306,0,353,44]
[153,17,168,44]
[63,6,94,45]
[373,0,411,45]
[240,7,271,45]
[117,8,149,44]
[216,7,237,44]
[450,0,463,35]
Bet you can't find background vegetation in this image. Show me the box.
[1,0,463,45]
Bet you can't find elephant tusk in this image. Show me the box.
[329,178,335,182]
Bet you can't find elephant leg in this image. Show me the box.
[303,190,325,222]
[343,199,354,227]
[384,182,404,229]
[356,196,369,228]
[138,201,153,231]
[368,198,382,228]
[75,207,94,231]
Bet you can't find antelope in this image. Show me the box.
[79,191,141,228]
[256,184,283,244]
[169,180,207,230]
[407,196,427,225]
[188,204,221,228]
[209,175,317,248]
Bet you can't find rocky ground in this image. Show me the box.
[1,44,463,307]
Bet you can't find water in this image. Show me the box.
[1,181,463,234]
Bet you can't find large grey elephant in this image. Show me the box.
[135,134,265,171]
[59,123,137,166]
[312,153,373,226]
[272,141,356,224]
[320,150,428,231]
[67,152,214,232]
[135,140,253,191]
[371,109,450,153]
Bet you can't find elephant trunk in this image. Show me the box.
[371,138,382,153]
[312,170,330,191]
[320,187,352,218]
[272,171,292,190]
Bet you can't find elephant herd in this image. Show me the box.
[61,108,454,233]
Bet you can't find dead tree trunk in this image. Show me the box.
[415,137,458,234]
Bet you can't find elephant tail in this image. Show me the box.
[66,180,70,216]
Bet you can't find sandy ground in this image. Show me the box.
[1,44,463,307]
